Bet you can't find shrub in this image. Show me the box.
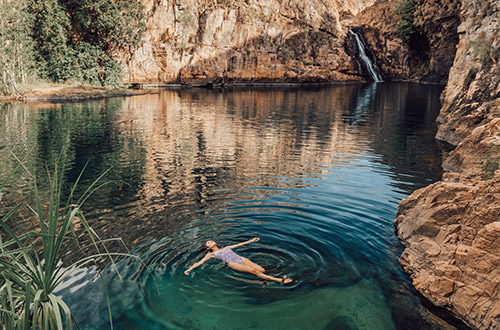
[74,42,107,85]
[74,42,123,86]
[178,10,195,25]
[103,58,123,86]
[467,32,493,63]
[482,146,500,180]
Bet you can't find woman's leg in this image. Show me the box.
[242,257,265,273]
[227,262,290,283]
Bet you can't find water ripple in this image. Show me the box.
[2,83,449,330]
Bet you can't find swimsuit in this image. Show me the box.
[214,248,244,264]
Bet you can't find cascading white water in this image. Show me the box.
[349,30,383,82]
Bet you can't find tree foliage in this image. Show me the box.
[0,0,145,94]
[28,0,77,82]
[70,0,146,54]
[0,0,37,95]
[395,0,416,44]
[74,42,123,86]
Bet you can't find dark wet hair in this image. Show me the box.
[199,245,209,252]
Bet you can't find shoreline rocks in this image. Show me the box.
[395,0,500,329]
[395,123,500,329]
[17,86,155,103]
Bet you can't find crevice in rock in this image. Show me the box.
[418,293,473,330]
[407,31,431,80]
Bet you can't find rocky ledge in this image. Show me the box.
[395,0,500,329]
[395,119,500,330]
[19,85,153,102]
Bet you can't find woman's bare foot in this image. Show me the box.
[282,275,292,284]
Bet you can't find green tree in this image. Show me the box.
[69,0,146,54]
[67,0,145,86]
[28,0,77,82]
[0,0,36,95]
[395,0,416,43]
[2,0,145,90]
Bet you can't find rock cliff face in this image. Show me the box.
[413,0,461,82]
[354,0,460,81]
[352,0,409,80]
[437,0,500,146]
[124,0,378,85]
[395,1,500,329]
[123,0,461,84]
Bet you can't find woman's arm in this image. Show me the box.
[226,237,259,250]
[184,253,214,275]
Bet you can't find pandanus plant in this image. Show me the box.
[0,148,128,329]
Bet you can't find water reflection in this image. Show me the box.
[0,83,448,329]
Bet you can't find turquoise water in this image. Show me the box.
[1,83,455,329]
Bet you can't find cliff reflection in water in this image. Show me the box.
[0,83,443,250]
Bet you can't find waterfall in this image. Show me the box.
[349,30,383,82]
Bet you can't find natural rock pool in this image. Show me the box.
[1,83,459,329]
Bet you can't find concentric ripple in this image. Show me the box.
[57,153,437,329]
[2,83,452,329]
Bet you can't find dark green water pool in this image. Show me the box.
[1,83,457,329]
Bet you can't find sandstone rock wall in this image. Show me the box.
[123,0,461,85]
[413,0,461,82]
[354,0,460,82]
[124,0,378,85]
[395,1,500,329]
[437,0,500,146]
[352,0,409,80]
[396,119,500,330]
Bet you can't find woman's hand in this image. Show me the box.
[227,238,260,250]
[184,269,191,275]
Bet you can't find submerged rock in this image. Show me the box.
[324,315,359,330]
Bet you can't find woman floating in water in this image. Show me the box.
[185,238,292,284]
